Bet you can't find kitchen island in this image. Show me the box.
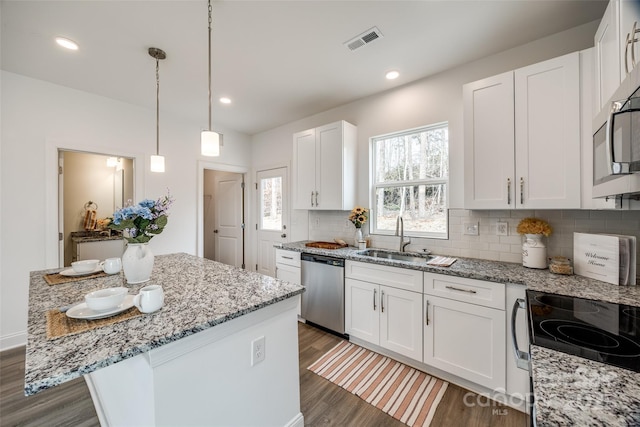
[25,253,305,427]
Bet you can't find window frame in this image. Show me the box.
[369,122,449,240]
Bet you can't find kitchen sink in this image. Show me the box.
[357,249,433,263]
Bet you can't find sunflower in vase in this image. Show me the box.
[348,206,369,229]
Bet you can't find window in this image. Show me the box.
[371,123,449,238]
[259,176,282,230]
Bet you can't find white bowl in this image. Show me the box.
[85,287,128,311]
[71,259,100,273]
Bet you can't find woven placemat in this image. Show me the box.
[44,271,108,286]
[46,307,143,340]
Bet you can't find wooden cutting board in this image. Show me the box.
[305,241,348,250]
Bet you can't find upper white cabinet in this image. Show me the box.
[464,52,581,209]
[292,120,357,210]
[594,0,640,112]
[595,0,621,111]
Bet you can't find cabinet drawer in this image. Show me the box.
[345,261,422,293]
[275,249,301,267]
[424,273,505,310]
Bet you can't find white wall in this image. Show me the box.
[250,21,599,244]
[0,71,252,349]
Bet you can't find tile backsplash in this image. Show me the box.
[308,209,640,277]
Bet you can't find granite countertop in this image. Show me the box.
[25,253,304,396]
[279,241,640,306]
[531,345,640,426]
[280,241,640,425]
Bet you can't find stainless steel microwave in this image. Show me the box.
[593,84,640,198]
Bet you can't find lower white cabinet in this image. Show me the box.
[275,249,301,315]
[423,294,506,390]
[345,278,423,360]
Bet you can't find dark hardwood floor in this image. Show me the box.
[1,323,527,426]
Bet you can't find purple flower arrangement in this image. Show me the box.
[109,191,174,243]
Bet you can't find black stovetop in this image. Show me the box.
[527,290,640,373]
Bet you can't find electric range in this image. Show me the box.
[526,290,640,373]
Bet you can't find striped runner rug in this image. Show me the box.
[308,341,449,427]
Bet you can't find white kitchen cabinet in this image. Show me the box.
[423,294,505,391]
[74,239,124,262]
[464,52,581,209]
[345,278,423,361]
[292,120,357,210]
[275,249,301,315]
[619,0,640,80]
[345,261,423,361]
[595,0,621,111]
[594,0,640,112]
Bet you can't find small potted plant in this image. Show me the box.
[348,206,369,246]
[516,217,552,269]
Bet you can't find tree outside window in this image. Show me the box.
[371,123,449,238]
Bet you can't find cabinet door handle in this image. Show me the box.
[315,191,319,207]
[282,256,293,260]
[507,178,511,205]
[519,177,524,205]
[373,288,377,311]
[445,285,477,294]
[626,31,633,74]
[511,298,530,371]
[381,290,385,313]
[425,300,429,325]
[310,191,314,207]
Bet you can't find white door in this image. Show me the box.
[214,172,244,268]
[463,71,515,209]
[345,278,380,344]
[424,295,506,390]
[514,52,580,209]
[292,129,316,210]
[380,286,423,361]
[256,167,288,277]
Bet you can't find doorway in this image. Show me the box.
[58,150,134,266]
[256,167,289,277]
[203,169,246,268]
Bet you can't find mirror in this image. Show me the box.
[60,150,134,266]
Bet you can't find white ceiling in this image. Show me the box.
[1,0,607,135]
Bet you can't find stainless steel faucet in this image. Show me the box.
[395,215,411,252]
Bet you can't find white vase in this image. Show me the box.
[522,234,547,269]
[354,228,363,246]
[122,242,155,284]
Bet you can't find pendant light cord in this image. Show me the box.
[156,56,160,156]
[207,0,212,131]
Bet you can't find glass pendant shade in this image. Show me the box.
[201,130,221,157]
[150,155,165,173]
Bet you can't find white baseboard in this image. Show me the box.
[284,412,304,427]
[0,331,27,351]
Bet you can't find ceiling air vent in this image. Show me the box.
[344,26,383,51]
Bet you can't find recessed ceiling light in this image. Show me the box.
[386,70,399,80]
[55,37,79,51]
[220,97,231,104]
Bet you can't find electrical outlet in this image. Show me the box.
[463,222,479,236]
[314,217,320,227]
[496,222,508,236]
[251,336,265,366]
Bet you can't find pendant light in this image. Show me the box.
[201,0,221,156]
[149,47,166,172]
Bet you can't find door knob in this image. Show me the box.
[214,229,219,234]
[281,233,287,238]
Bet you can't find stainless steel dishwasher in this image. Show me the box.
[301,253,345,335]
